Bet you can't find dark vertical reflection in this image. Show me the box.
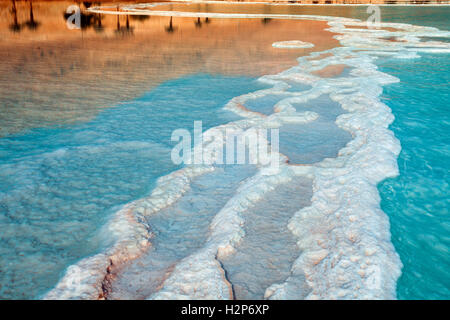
[9,0,21,32]
[25,0,40,31]
[165,16,177,33]
[195,17,202,28]
[116,6,120,31]
[95,13,103,33]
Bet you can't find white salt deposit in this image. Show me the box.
[272,41,315,49]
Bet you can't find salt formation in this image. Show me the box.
[272,41,314,49]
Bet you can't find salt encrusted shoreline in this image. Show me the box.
[45,2,450,300]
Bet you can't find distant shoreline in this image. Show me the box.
[8,0,450,6]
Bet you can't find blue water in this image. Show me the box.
[0,74,266,299]
[378,6,450,31]
[280,95,352,164]
[377,53,450,300]
[244,93,292,115]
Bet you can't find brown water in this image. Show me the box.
[0,0,340,137]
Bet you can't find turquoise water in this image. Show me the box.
[379,6,450,31]
[0,74,265,299]
[378,53,450,299]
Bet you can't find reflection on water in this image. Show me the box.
[165,16,176,33]
[3,2,445,137]
[0,1,339,137]
[9,0,20,32]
